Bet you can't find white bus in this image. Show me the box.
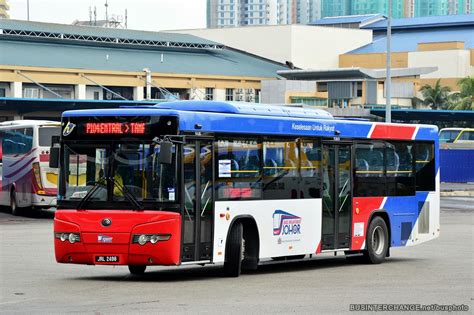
[0,120,61,215]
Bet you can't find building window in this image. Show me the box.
[317,82,328,92]
[225,88,234,101]
[205,88,214,100]
[0,88,5,97]
[23,87,40,98]
[357,82,363,97]
[93,91,100,100]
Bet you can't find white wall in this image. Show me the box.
[290,25,373,69]
[408,50,473,79]
[170,25,372,69]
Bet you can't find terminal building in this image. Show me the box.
[0,19,287,120]
[179,14,474,109]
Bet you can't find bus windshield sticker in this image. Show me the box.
[218,159,231,178]
[168,188,175,201]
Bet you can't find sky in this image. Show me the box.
[8,0,207,31]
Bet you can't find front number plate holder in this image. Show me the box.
[95,255,119,263]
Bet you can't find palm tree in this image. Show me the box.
[448,77,474,110]
[419,79,451,110]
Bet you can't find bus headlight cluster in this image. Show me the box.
[132,234,171,246]
[55,232,81,244]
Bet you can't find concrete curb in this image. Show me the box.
[440,191,474,197]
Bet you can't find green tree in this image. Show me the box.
[419,79,451,110]
[448,76,474,110]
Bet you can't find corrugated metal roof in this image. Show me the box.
[0,19,217,45]
[347,26,474,54]
[363,14,474,30]
[0,39,286,77]
[311,14,383,25]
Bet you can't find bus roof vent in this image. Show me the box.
[155,101,334,120]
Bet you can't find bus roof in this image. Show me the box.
[0,120,60,128]
[62,101,438,142]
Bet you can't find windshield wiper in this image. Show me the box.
[77,177,107,210]
[113,179,144,211]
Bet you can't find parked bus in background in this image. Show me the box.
[0,120,61,215]
[52,101,439,277]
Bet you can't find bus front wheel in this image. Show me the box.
[366,217,389,264]
[128,265,146,275]
[224,222,243,277]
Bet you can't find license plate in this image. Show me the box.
[95,255,119,263]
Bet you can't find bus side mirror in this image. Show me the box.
[49,136,60,169]
[159,140,173,165]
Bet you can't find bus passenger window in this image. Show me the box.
[354,142,385,197]
[216,139,262,200]
[300,141,322,199]
[386,142,415,196]
[415,142,435,191]
[263,140,299,200]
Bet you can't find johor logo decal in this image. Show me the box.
[63,121,76,137]
[98,235,113,243]
[273,210,302,236]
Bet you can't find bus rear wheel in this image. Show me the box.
[224,222,243,277]
[128,265,146,275]
[365,217,389,264]
[10,191,20,216]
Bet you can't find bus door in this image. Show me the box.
[181,139,214,262]
[321,143,352,250]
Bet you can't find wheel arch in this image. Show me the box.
[225,215,260,265]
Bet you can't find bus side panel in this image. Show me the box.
[213,199,322,263]
[2,152,36,208]
[351,190,440,250]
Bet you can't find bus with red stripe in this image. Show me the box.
[52,101,439,276]
[0,120,61,215]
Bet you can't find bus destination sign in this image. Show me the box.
[85,122,147,135]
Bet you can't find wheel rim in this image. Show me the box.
[372,226,385,255]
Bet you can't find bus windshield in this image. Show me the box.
[439,129,460,143]
[61,142,178,208]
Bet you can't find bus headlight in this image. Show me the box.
[132,234,171,245]
[138,234,148,246]
[149,235,159,244]
[55,232,81,243]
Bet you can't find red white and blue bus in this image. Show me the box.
[0,120,60,215]
[52,101,439,276]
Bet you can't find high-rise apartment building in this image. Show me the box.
[0,0,9,19]
[350,0,405,18]
[206,0,321,28]
[320,0,473,18]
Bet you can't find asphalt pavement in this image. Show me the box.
[0,197,472,314]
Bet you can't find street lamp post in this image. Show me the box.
[386,0,392,123]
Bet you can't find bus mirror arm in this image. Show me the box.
[152,136,184,165]
[49,136,61,169]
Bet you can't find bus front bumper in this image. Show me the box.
[54,211,182,266]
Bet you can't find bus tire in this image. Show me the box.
[224,222,243,277]
[10,191,20,216]
[128,265,146,275]
[365,216,389,264]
